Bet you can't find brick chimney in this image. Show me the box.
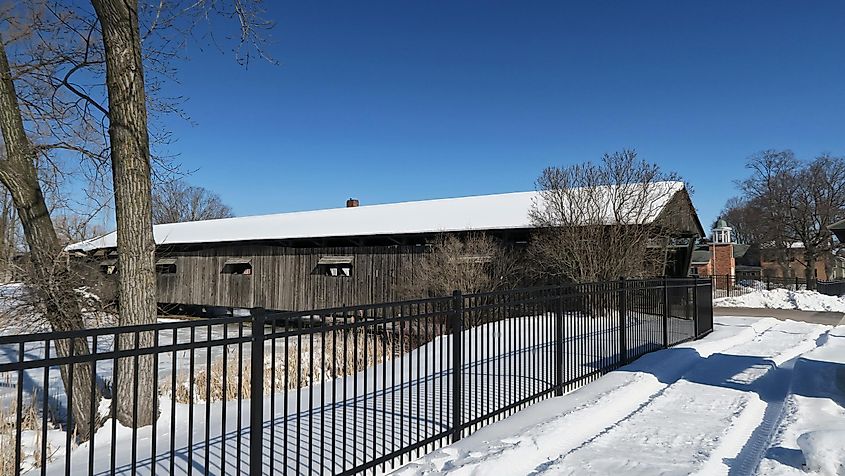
[346,198,359,208]
[711,242,735,277]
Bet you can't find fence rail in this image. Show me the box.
[0,277,713,476]
[709,274,845,299]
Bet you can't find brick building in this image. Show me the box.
[759,243,845,281]
[691,219,845,281]
[689,219,748,278]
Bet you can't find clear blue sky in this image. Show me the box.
[160,1,845,231]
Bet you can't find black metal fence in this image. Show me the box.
[710,273,845,299]
[0,277,712,476]
[817,280,845,296]
[709,273,810,299]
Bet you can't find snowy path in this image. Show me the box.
[400,317,842,476]
[548,320,825,475]
[755,325,845,475]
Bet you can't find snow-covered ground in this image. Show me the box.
[756,324,845,475]
[399,317,845,475]
[715,288,845,313]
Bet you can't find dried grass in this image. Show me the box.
[0,391,55,476]
[163,328,402,404]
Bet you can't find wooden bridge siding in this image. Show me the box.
[155,244,426,311]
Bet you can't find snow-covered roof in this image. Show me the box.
[67,181,686,252]
[760,241,809,250]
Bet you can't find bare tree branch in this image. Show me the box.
[527,149,691,282]
[152,179,233,224]
[739,149,845,284]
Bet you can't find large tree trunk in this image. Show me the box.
[805,250,817,290]
[91,0,159,428]
[0,191,12,280]
[0,35,99,442]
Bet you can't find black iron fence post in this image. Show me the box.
[692,281,700,338]
[250,307,266,476]
[450,290,464,444]
[662,276,669,348]
[554,292,564,396]
[618,277,627,365]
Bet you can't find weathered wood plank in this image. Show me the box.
[152,244,426,311]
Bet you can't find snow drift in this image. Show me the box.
[714,288,845,313]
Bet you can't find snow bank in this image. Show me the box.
[714,288,845,312]
[797,430,845,475]
[0,282,30,309]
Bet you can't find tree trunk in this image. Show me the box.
[0,35,99,442]
[90,0,159,427]
[0,191,11,280]
[805,250,817,290]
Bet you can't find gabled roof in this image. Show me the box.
[760,242,810,250]
[690,243,753,266]
[829,218,845,230]
[67,181,687,252]
[733,244,751,259]
[690,248,711,265]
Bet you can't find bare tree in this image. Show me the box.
[406,233,522,297]
[739,150,845,285]
[2,0,274,432]
[0,32,99,441]
[53,212,107,245]
[89,0,160,427]
[717,196,770,245]
[90,0,274,427]
[528,150,689,283]
[152,180,233,224]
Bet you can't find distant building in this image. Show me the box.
[692,218,845,281]
[689,219,759,278]
[759,243,845,281]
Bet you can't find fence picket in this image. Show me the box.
[708,273,845,299]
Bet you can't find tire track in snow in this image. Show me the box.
[698,325,829,476]
[751,328,844,476]
[532,320,828,476]
[722,359,798,476]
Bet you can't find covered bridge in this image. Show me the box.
[67,182,704,313]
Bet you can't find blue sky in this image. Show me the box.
[159,1,845,230]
